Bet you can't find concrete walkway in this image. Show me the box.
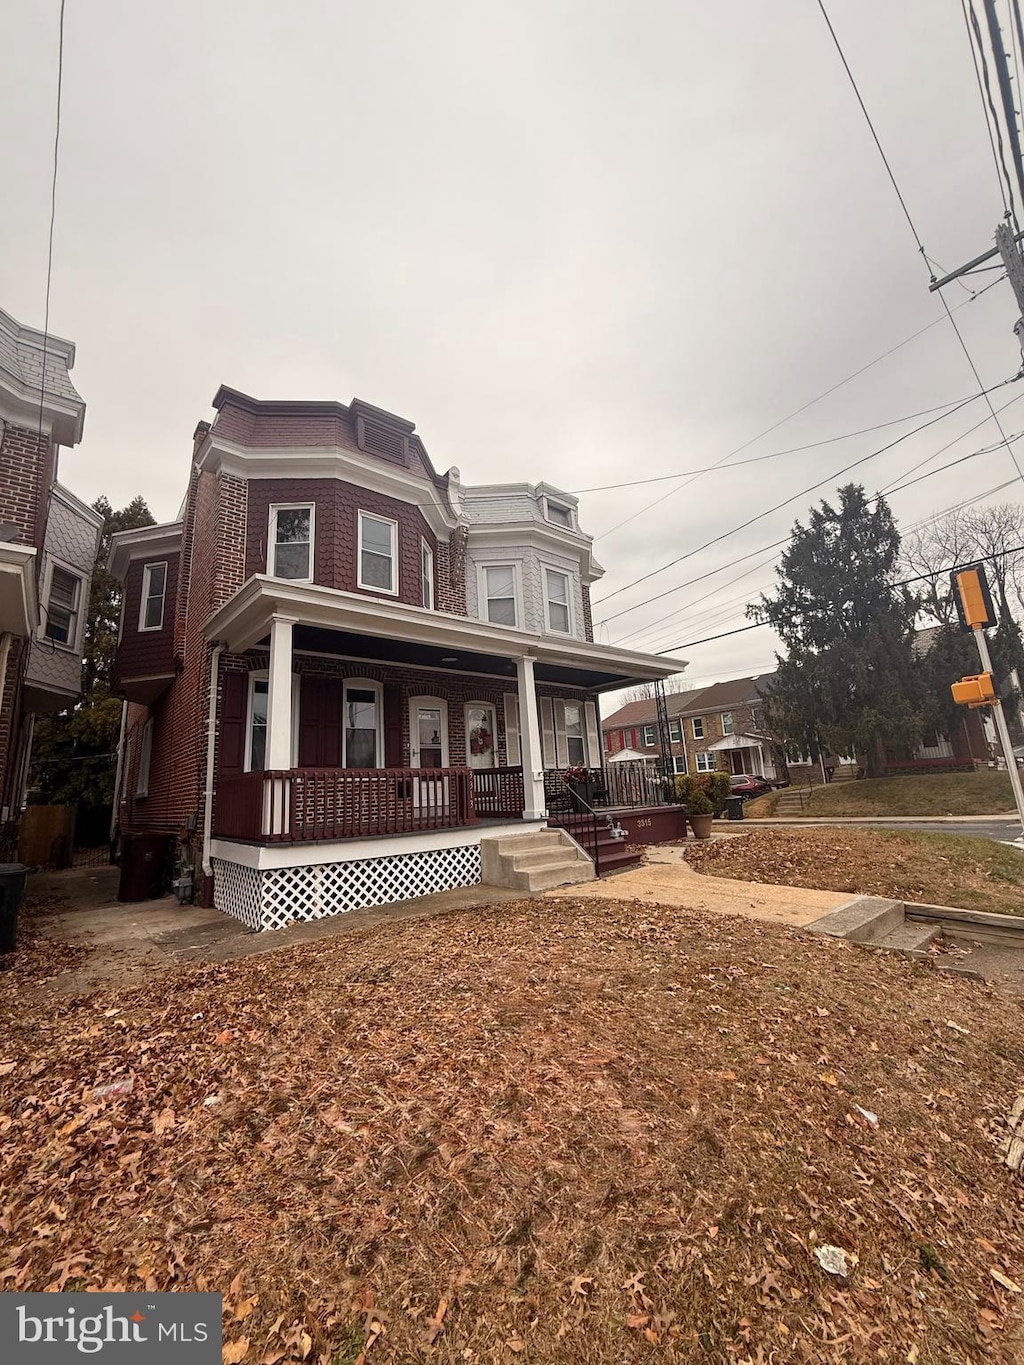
[545,845,851,929]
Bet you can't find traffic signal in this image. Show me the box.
[951,672,997,707]
[951,563,997,632]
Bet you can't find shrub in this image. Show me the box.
[687,790,714,816]
[673,770,730,815]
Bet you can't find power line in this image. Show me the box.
[963,0,1018,225]
[34,0,66,444]
[592,388,1000,617]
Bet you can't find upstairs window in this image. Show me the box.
[692,716,705,740]
[544,568,571,634]
[358,512,398,593]
[483,564,518,627]
[139,561,167,632]
[641,724,656,746]
[545,499,574,529]
[669,719,682,743]
[721,712,734,735]
[421,539,434,609]
[269,505,313,582]
[45,566,82,647]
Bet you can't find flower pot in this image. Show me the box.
[689,813,714,840]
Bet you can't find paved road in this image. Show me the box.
[864,819,1023,843]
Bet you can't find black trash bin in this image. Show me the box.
[117,835,170,903]
[0,863,29,955]
[725,795,746,822]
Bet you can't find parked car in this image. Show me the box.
[729,773,773,800]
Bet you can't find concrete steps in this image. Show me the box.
[480,829,595,893]
[806,895,941,961]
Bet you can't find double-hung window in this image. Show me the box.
[692,716,705,740]
[721,712,734,736]
[358,512,398,593]
[641,724,656,747]
[564,703,587,766]
[139,562,167,631]
[343,681,381,768]
[136,719,154,797]
[669,719,682,743]
[421,539,434,609]
[483,565,518,626]
[695,752,717,773]
[269,505,313,581]
[544,568,571,634]
[45,566,82,646]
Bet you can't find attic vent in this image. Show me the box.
[357,417,407,463]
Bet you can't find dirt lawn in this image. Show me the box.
[3,895,1024,1363]
[684,826,1024,917]
[747,771,1017,819]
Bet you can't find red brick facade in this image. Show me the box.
[114,555,179,684]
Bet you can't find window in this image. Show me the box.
[545,499,574,529]
[673,755,688,774]
[358,512,398,593]
[482,564,518,626]
[564,702,586,766]
[544,568,571,634]
[245,673,299,771]
[139,561,167,631]
[136,719,154,797]
[344,682,381,768]
[269,504,313,581]
[669,719,682,743]
[691,716,705,740]
[44,565,82,646]
[696,752,717,772]
[421,539,434,609]
[641,724,656,747]
[721,712,734,736]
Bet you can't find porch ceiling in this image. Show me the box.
[0,542,38,637]
[206,576,685,693]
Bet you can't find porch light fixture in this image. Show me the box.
[441,656,458,663]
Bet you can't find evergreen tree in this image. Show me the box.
[751,485,924,776]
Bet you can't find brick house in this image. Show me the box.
[603,674,780,779]
[108,387,682,928]
[0,306,101,832]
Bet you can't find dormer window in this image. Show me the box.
[269,504,314,582]
[544,498,574,529]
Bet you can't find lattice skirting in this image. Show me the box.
[212,842,482,932]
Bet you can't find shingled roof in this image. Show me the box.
[602,673,775,731]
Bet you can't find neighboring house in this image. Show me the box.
[0,306,100,834]
[108,386,682,929]
[602,674,779,779]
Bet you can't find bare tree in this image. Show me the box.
[621,673,693,704]
[901,503,1024,625]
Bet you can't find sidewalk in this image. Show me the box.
[747,814,1018,825]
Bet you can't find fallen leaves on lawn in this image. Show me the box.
[2,895,1024,1362]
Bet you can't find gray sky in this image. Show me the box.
[5,0,1024,694]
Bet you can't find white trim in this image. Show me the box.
[691,716,705,740]
[409,695,449,767]
[357,510,399,596]
[136,717,154,797]
[245,670,300,770]
[541,494,576,530]
[542,565,573,635]
[421,537,434,609]
[211,819,548,870]
[0,542,38,636]
[39,555,84,652]
[138,560,168,632]
[641,723,656,747]
[108,522,183,582]
[720,711,734,736]
[464,522,604,582]
[268,503,315,584]
[197,435,459,537]
[342,677,383,767]
[477,560,522,628]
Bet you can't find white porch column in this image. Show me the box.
[266,615,295,769]
[516,654,547,821]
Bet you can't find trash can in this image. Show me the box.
[0,863,29,955]
[117,835,170,903]
[725,795,746,821]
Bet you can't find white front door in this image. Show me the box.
[465,702,497,770]
[409,697,448,769]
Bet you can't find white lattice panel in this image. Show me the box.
[212,858,263,930]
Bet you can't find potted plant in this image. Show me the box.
[562,764,591,812]
[687,790,715,840]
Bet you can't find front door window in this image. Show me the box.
[410,698,448,769]
[466,703,496,770]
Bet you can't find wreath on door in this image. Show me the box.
[470,726,492,756]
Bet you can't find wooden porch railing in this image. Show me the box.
[213,767,475,843]
[472,766,525,818]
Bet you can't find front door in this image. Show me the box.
[409,697,448,769]
[465,702,497,770]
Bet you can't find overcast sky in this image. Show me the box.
[5,0,1024,697]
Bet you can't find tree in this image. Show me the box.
[750,484,924,777]
[30,495,155,815]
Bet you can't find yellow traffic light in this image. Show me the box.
[952,565,997,631]
[951,672,997,707]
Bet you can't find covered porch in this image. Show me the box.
[707,732,776,780]
[205,576,685,848]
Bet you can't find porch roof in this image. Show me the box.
[0,541,38,637]
[205,576,686,693]
[707,733,764,752]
